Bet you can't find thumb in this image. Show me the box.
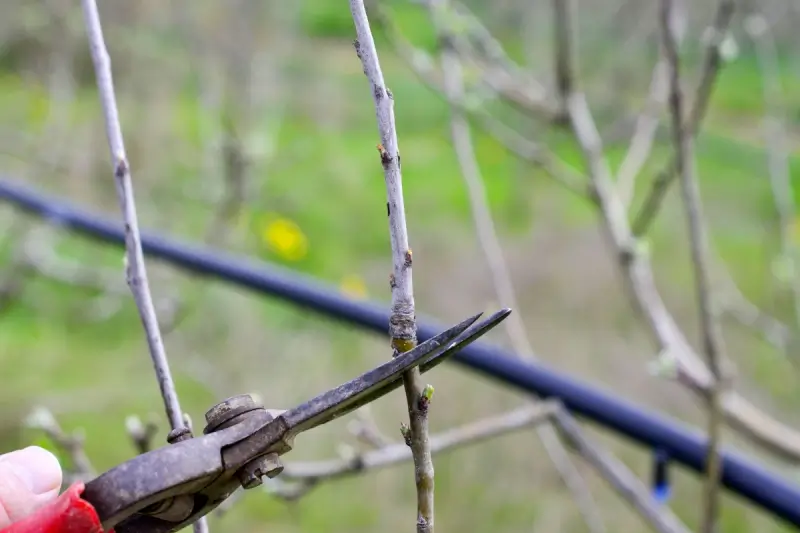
[0,446,62,527]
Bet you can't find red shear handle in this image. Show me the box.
[0,482,110,533]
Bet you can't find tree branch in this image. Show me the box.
[616,0,687,208]
[280,403,557,487]
[632,0,736,236]
[367,3,588,197]
[659,1,726,529]
[744,10,800,347]
[551,407,692,533]
[349,2,432,531]
[79,2,207,531]
[427,2,605,532]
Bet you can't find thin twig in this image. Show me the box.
[274,401,691,533]
[348,405,395,449]
[441,1,556,119]
[744,10,800,344]
[616,0,687,208]
[717,265,795,354]
[0,221,34,313]
[659,1,726,529]
[81,0,185,431]
[549,0,800,463]
[24,406,95,484]
[632,0,736,236]
[428,2,604,531]
[80,3,207,531]
[277,403,558,493]
[389,0,800,463]
[368,3,588,197]
[125,415,159,455]
[552,0,577,122]
[350,2,433,532]
[551,407,692,533]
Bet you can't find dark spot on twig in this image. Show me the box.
[586,182,601,206]
[374,85,385,100]
[115,159,128,180]
[353,40,361,57]
[404,249,413,268]
[389,273,396,289]
[377,143,392,168]
[387,202,390,216]
[386,88,393,100]
[351,455,366,472]
[417,395,430,414]
[618,241,637,266]
[437,34,455,51]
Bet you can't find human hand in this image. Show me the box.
[0,447,62,527]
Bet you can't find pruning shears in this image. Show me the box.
[1,308,511,533]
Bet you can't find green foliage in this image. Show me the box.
[299,0,357,39]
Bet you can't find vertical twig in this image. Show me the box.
[427,2,604,532]
[616,0,687,208]
[349,2,433,532]
[744,10,800,341]
[80,2,209,532]
[659,1,726,531]
[552,0,576,123]
[633,0,735,236]
[81,0,184,431]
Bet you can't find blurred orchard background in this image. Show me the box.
[0,0,799,532]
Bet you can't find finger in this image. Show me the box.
[0,446,62,527]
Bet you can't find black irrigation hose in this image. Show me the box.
[1,177,799,528]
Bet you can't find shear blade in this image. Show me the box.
[282,308,511,435]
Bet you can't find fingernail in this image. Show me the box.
[0,446,62,495]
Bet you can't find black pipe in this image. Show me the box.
[1,177,799,527]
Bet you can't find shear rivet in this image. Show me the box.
[204,394,262,434]
[237,452,284,489]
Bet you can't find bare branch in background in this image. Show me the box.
[125,415,159,455]
[24,406,95,485]
[632,0,736,236]
[348,405,395,449]
[350,2,433,531]
[552,0,577,122]
[551,407,692,533]
[744,10,800,346]
[367,4,588,197]
[445,1,556,119]
[272,401,691,533]
[0,221,34,313]
[380,0,800,463]
[427,2,604,532]
[717,264,795,354]
[659,1,726,529]
[616,0,687,208]
[276,403,559,499]
[81,0,187,433]
[532,0,800,464]
[80,5,207,531]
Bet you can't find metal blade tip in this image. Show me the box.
[456,311,484,331]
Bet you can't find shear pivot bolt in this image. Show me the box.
[238,452,284,489]
[204,394,261,434]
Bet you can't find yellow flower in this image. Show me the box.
[340,274,369,300]
[261,215,308,262]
